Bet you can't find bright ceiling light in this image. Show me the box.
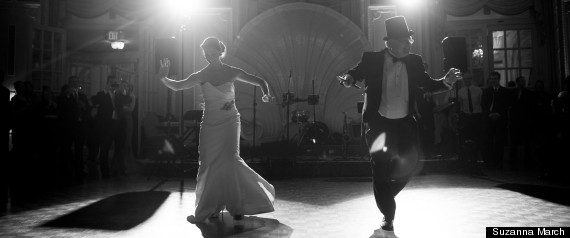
[111,41,125,50]
[399,0,425,10]
[161,0,203,17]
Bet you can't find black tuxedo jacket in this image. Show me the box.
[481,86,511,118]
[346,49,448,128]
[510,88,535,126]
[92,90,116,121]
[58,92,90,123]
[1,86,10,131]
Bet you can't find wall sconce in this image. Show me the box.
[107,30,126,50]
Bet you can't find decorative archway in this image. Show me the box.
[228,2,371,142]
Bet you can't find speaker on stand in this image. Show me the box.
[441,36,468,73]
[441,36,479,174]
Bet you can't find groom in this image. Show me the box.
[338,16,461,231]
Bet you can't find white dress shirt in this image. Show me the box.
[379,53,409,119]
[457,85,482,114]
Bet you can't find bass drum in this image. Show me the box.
[300,121,329,145]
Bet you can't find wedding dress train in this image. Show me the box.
[188,82,275,223]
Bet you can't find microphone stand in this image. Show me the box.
[285,71,292,142]
[312,79,316,123]
[252,85,257,158]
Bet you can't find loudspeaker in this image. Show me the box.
[441,37,468,73]
[156,38,178,77]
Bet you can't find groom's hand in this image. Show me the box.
[444,68,462,85]
[337,74,361,89]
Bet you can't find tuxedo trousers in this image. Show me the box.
[365,115,419,221]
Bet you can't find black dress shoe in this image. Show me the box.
[233,215,244,220]
[381,218,394,231]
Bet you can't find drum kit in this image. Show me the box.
[280,90,329,146]
[291,110,310,123]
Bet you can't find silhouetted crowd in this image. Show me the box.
[3,75,137,199]
[1,71,569,203]
[419,73,569,181]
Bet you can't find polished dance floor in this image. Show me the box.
[1,168,569,238]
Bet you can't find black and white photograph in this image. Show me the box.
[1,0,569,237]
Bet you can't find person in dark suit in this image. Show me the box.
[456,74,484,174]
[337,16,461,231]
[89,75,120,178]
[111,80,132,176]
[1,70,10,210]
[539,76,570,181]
[58,76,91,182]
[481,72,511,169]
[508,76,534,170]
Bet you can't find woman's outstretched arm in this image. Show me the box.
[158,58,200,91]
[234,68,272,101]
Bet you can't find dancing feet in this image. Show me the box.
[381,217,394,231]
[188,212,223,223]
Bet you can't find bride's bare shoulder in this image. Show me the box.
[195,66,209,75]
[225,65,250,78]
[224,64,244,73]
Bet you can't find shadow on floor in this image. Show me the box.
[195,212,293,238]
[41,191,170,230]
[496,183,570,206]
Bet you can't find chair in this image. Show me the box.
[142,112,199,188]
[181,110,202,146]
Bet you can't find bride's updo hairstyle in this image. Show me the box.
[200,37,226,58]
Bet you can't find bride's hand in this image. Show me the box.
[262,94,274,103]
[158,58,170,80]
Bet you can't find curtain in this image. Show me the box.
[66,0,155,19]
[441,0,534,17]
[138,27,162,115]
[399,2,447,78]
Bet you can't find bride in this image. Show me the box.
[158,37,275,223]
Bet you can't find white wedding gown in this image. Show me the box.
[191,81,275,222]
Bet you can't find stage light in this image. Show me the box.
[398,0,425,10]
[161,0,203,16]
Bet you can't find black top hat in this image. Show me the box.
[383,16,414,40]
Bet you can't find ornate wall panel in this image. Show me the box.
[230,2,371,142]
